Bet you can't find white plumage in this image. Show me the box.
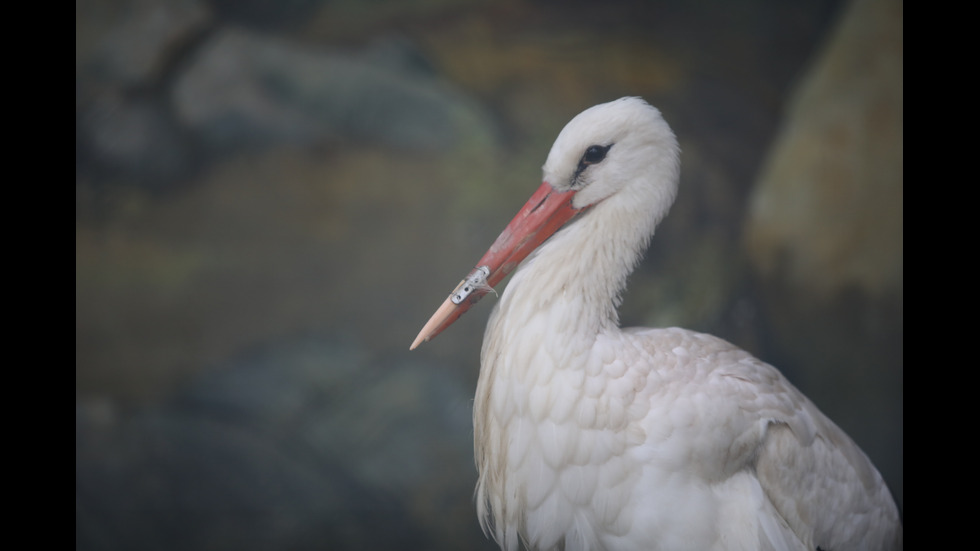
[413,97,901,551]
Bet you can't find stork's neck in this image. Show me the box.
[488,187,664,353]
[474,179,668,547]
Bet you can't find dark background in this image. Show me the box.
[77,1,902,549]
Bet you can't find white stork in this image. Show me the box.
[411,97,902,551]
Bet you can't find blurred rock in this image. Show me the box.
[173,28,496,153]
[77,407,420,551]
[76,339,494,551]
[76,0,495,185]
[85,0,212,86]
[76,0,212,183]
[744,0,902,301]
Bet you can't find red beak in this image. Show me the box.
[410,181,582,349]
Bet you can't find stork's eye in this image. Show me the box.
[581,144,611,166]
[571,144,613,188]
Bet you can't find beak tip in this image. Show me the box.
[409,295,460,351]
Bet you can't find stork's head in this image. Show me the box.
[410,97,679,349]
[545,97,679,212]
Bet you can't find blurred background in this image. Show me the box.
[76,0,902,549]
